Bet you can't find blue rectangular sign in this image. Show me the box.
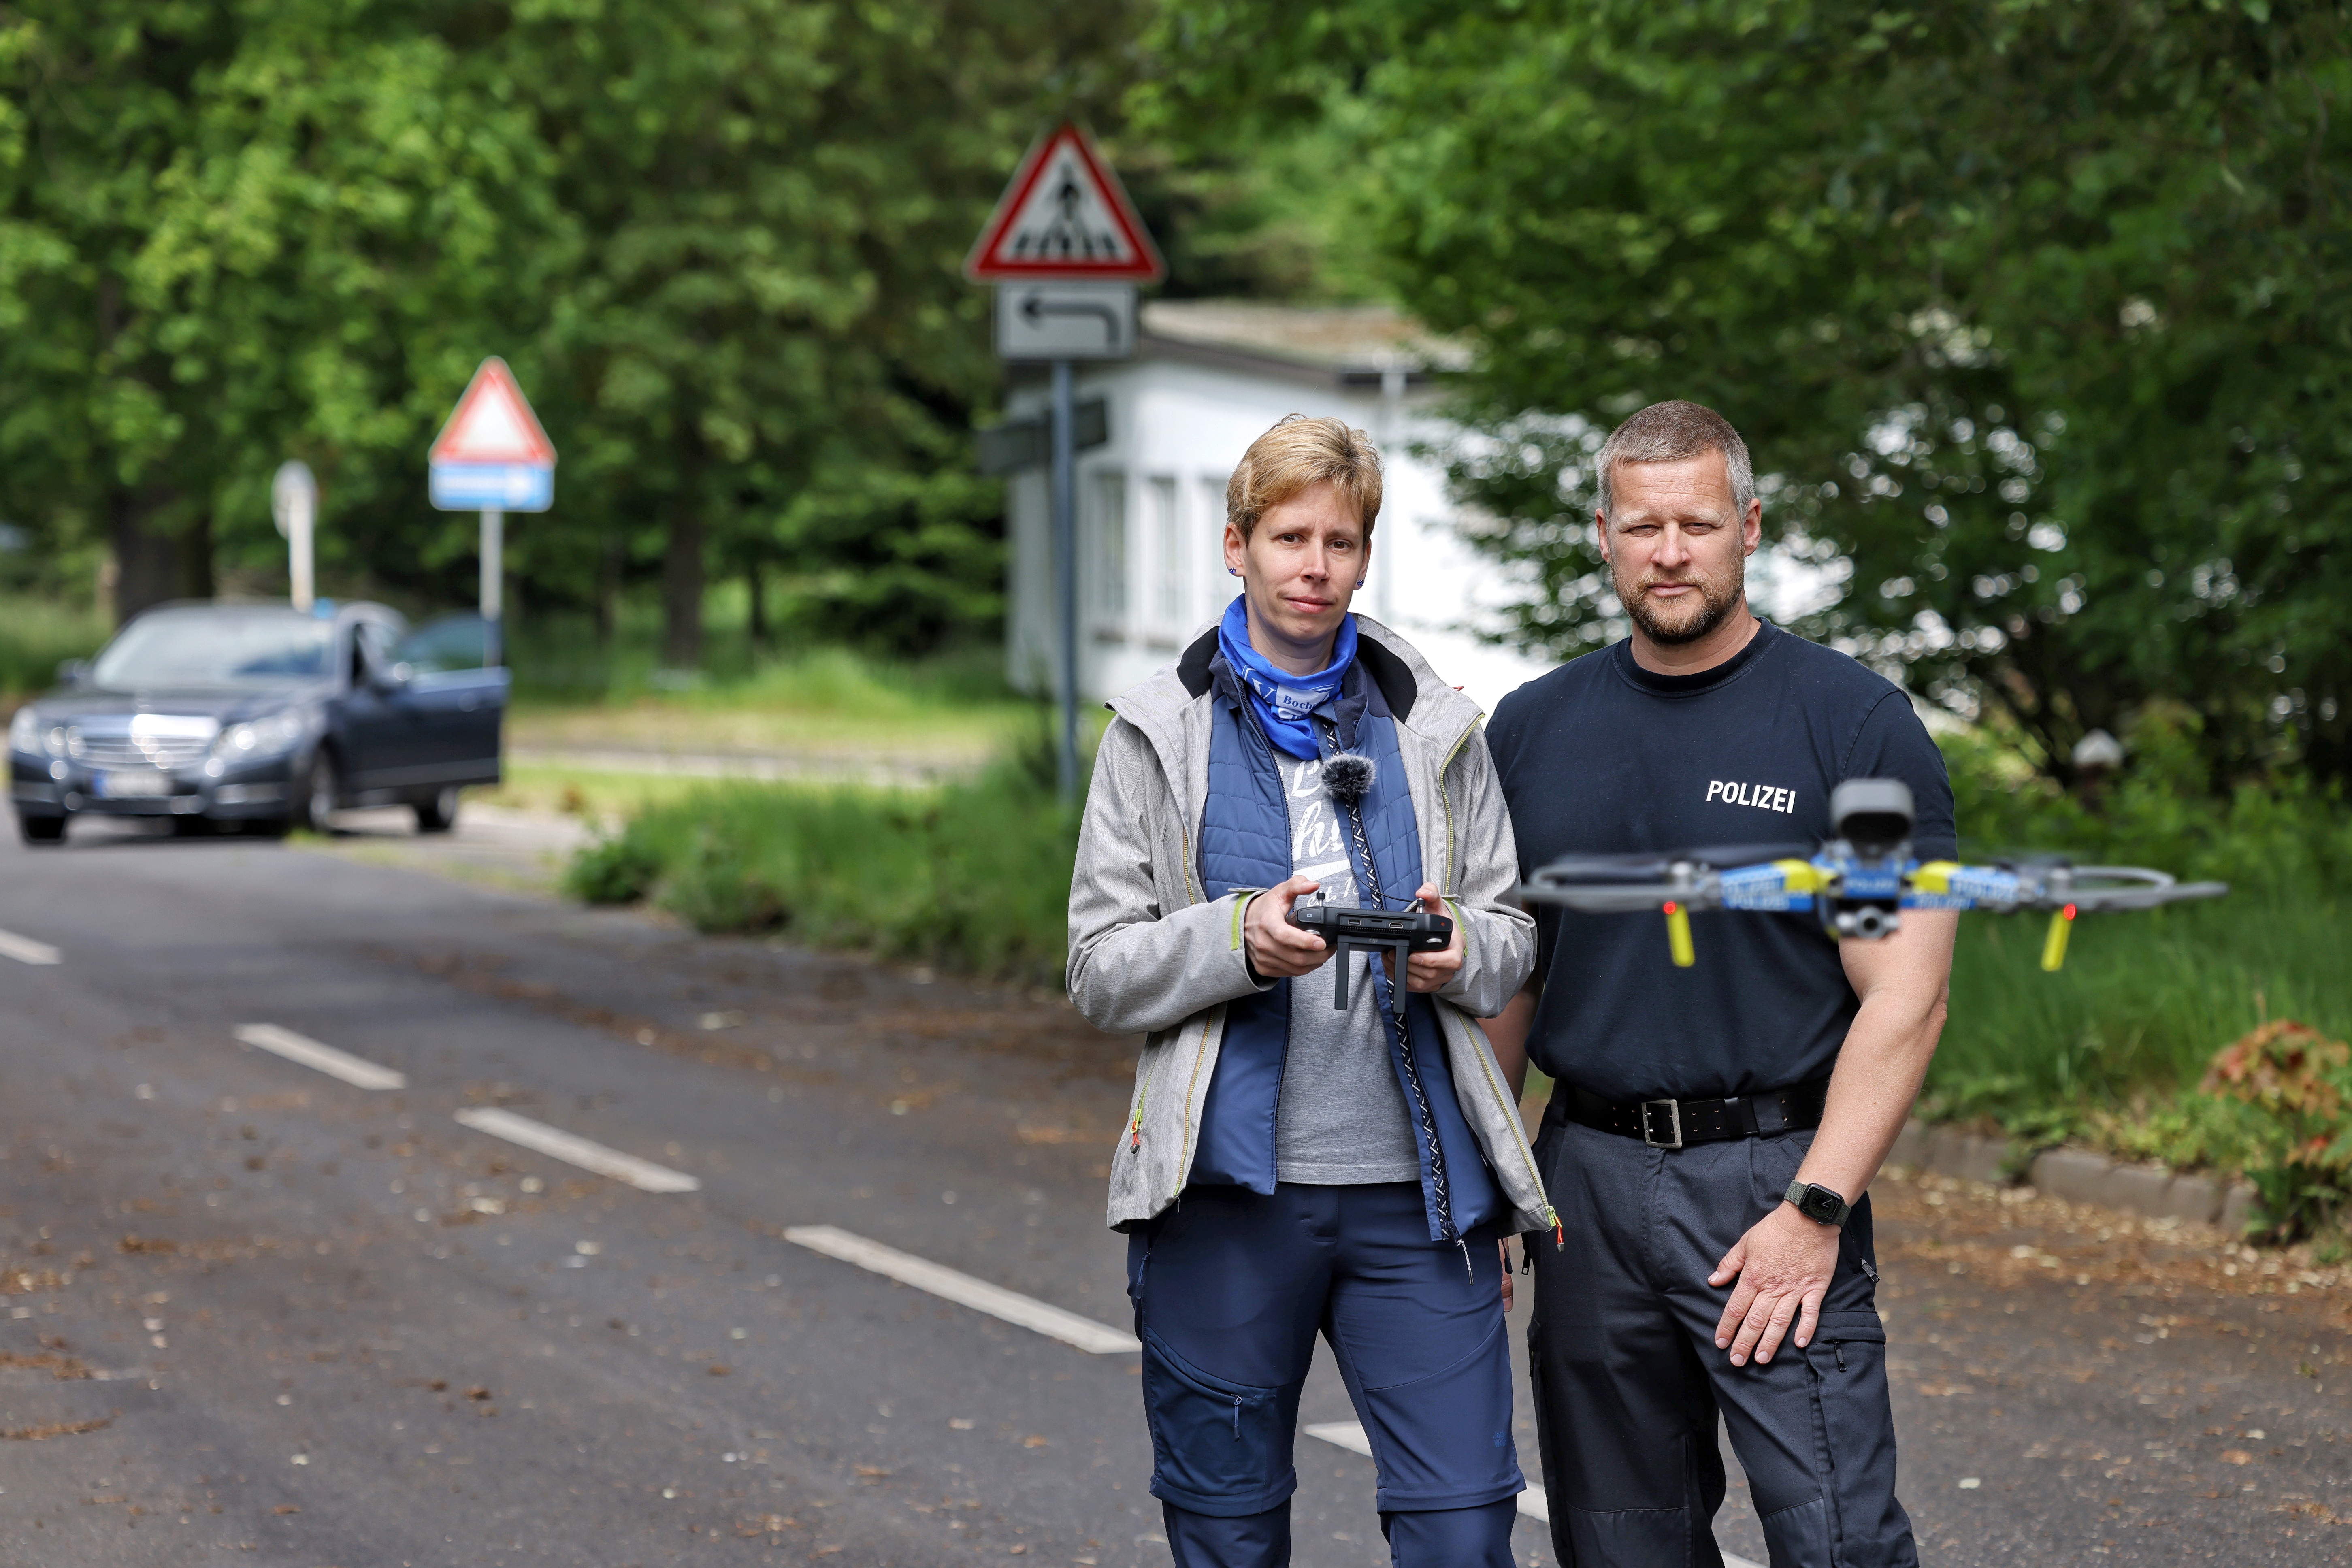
[430,462,554,512]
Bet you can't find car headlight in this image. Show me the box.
[8,707,62,756]
[214,708,312,759]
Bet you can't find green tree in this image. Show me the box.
[0,2,562,622]
[1,1,1149,663]
[507,0,1143,663]
[1145,0,2352,788]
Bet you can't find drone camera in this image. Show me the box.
[1829,778,1916,859]
[1832,904,1902,940]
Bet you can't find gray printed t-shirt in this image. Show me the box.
[1272,749,1421,1185]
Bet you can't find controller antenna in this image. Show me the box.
[1324,752,1376,805]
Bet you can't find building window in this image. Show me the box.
[1204,475,1238,605]
[1093,471,1128,623]
[1149,476,1183,631]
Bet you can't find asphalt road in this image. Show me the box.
[0,813,2344,1567]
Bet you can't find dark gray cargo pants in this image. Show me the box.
[1527,1106,1917,1568]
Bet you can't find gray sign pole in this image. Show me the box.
[480,508,504,667]
[1050,360,1078,800]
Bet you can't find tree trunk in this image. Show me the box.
[596,530,622,646]
[746,556,767,649]
[661,505,704,669]
[110,490,208,624]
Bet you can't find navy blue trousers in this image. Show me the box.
[1127,1181,1520,1568]
[1527,1114,1917,1568]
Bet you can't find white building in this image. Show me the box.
[999,302,1557,716]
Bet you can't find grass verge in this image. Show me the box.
[565,746,1076,990]
[505,646,1040,773]
[0,595,107,700]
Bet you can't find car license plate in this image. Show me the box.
[95,769,173,798]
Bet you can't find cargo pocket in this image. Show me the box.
[1797,1310,1907,1568]
[1140,1325,1291,1515]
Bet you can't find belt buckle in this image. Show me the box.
[1640,1098,1683,1150]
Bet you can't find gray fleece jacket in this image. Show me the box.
[1067,615,1555,1236]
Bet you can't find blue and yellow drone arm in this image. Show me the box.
[1716,859,1826,911]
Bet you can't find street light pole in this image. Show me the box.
[1050,358,1078,801]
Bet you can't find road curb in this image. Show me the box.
[1887,1119,2259,1235]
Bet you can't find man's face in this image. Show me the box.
[1224,481,1366,660]
[1596,452,1762,645]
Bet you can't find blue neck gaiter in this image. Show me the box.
[1217,596,1357,761]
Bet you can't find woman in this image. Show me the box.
[1068,415,1555,1568]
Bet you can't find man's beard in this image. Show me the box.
[1618,564,1745,646]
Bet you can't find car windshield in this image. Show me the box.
[88,608,334,688]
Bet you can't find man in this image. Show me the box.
[1483,400,1956,1568]
[1069,414,1552,1567]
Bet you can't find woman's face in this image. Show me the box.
[1223,481,1366,669]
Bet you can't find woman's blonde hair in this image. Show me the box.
[1225,415,1383,542]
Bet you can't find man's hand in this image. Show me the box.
[1243,874,1335,980]
[1381,883,1464,993]
[1500,1240,1514,1311]
[1708,1203,1840,1366]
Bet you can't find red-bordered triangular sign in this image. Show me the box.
[429,357,556,466]
[964,125,1165,283]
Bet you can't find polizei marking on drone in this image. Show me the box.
[1707,780,1797,814]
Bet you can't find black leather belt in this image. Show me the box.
[1554,1077,1831,1151]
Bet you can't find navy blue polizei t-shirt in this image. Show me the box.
[1487,620,1956,1104]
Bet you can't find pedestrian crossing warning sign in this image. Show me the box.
[964,124,1164,283]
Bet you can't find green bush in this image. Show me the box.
[1928,716,2352,1236]
[564,746,1078,989]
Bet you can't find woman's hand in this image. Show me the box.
[1384,883,1463,993]
[1242,874,1336,980]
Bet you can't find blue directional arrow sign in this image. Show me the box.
[429,462,554,511]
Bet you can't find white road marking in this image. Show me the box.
[1301,1419,1763,1565]
[451,1107,699,1193]
[783,1224,1139,1355]
[233,1023,407,1091]
[0,928,61,965]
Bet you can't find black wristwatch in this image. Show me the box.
[1784,1179,1852,1229]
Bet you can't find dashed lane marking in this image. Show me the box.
[783,1224,1140,1355]
[0,928,61,965]
[452,1107,700,1193]
[1302,1419,1763,1563]
[233,1023,407,1091]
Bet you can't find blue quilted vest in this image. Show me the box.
[1189,648,1506,1244]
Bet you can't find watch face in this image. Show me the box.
[1800,1186,1842,1223]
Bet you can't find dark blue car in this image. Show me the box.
[7,600,507,844]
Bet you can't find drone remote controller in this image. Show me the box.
[1288,899,1453,1010]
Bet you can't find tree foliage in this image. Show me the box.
[0,0,1144,658]
[1144,0,2352,788]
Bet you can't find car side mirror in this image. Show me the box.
[55,658,88,686]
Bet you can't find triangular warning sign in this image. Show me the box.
[964,125,1165,283]
[429,358,556,466]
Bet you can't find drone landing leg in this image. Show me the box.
[2041,905,2075,972]
[1664,901,1695,968]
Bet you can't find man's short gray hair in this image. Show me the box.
[1595,400,1756,520]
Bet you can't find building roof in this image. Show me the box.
[1136,300,1470,388]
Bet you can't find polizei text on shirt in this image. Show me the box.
[1707,779,1797,814]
